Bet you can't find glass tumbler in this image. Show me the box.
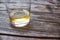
[6,0,31,27]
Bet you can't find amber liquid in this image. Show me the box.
[9,9,30,27]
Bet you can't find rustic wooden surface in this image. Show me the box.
[0,35,59,40]
[0,0,60,38]
[0,10,60,37]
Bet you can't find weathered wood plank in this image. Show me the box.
[0,35,59,40]
[0,10,60,37]
[0,0,60,38]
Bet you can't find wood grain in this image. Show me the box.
[0,10,60,37]
[0,1,60,38]
[0,35,59,40]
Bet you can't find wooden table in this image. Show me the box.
[0,2,60,39]
[0,35,59,40]
[0,10,60,39]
